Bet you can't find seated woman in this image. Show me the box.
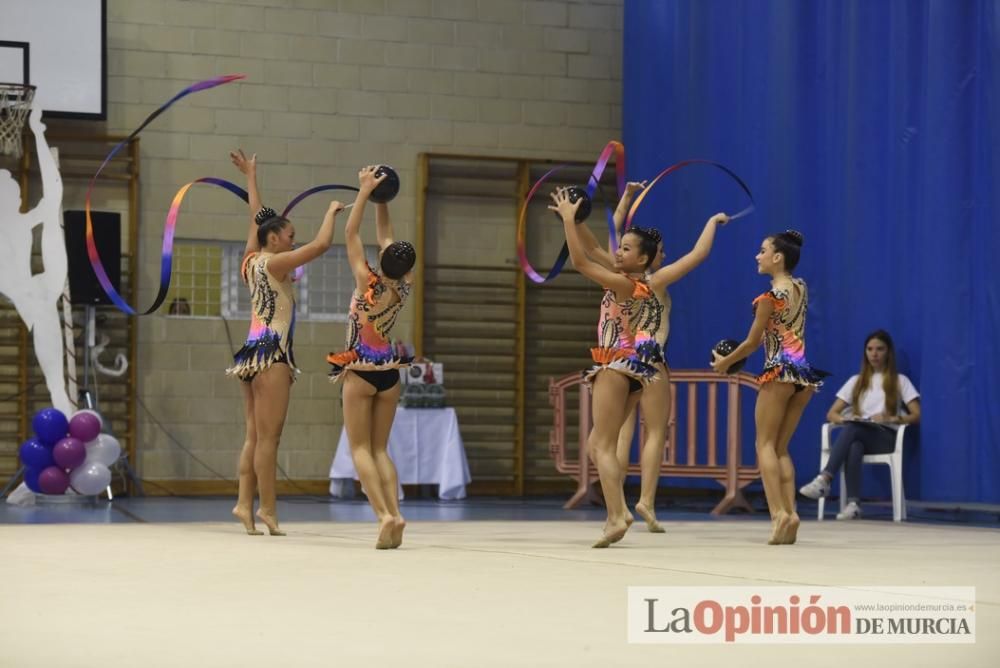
[799,330,920,519]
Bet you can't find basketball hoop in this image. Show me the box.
[0,83,36,158]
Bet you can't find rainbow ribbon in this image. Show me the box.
[625,159,755,229]
[84,74,360,314]
[84,74,246,315]
[516,141,754,284]
[281,184,359,218]
[160,179,359,289]
[516,140,626,284]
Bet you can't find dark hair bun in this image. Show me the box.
[255,206,278,225]
[627,226,662,245]
[634,226,662,245]
[380,240,416,279]
[784,229,804,246]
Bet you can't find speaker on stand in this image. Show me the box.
[62,210,143,497]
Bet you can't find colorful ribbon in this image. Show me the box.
[516,140,626,284]
[281,184,359,218]
[162,178,360,291]
[84,75,245,315]
[516,141,754,284]
[625,159,755,230]
[84,74,361,314]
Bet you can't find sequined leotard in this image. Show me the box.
[327,267,412,381]
[583,276,659,387]
[753,278,827,387]
[227,251,299,382]
[630,276,671,366]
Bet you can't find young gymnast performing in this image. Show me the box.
[227,149,345,536]
[711,230,827,544]
[327,166,415,549]
[552,185,727,546]
[577,182,729,532]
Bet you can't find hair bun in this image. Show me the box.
[387,240,415,260]
[628,226,662,245]
[255,206,278,225]
[784,229,804,246]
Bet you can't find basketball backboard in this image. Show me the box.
[0,0,106,119]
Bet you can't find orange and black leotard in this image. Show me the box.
[327,266,412,382]
[753,278,828,387]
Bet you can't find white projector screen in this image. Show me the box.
[0,0,106,119]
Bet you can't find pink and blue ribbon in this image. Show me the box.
[516,140,626,284]
[85,74,360,314]
[516,141,755,284]
[625,159,755,230]
[85,75,246,315]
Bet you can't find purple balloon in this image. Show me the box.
[68,412,102,443]
[38,466,70,495]
[53,437,87,471]
[32,408,69,446]
[19,438,54,470]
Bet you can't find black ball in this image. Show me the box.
[712,338,747,374]
[553,185,592,223]
[370,165,400,204]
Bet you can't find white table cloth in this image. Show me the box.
[328,406,471,500]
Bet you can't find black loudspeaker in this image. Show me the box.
[63,210,121,306]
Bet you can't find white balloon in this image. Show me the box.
[70,409,103,429]
[69,463,111,496]
[84,433,121,467]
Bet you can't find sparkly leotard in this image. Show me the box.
[631,276,671,366]
[227,251,299,382]
[753,278,827,387]
[327,267,412,381]
[583,276,659,386]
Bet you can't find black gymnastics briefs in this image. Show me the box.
[353,369,400,393]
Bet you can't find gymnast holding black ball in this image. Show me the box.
[326,165,415,550]
[711,230,828,545]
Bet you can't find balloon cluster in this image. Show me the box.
[19,408,120,496]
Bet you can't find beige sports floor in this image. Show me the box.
[1,519,998,667]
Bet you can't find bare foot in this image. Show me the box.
[232,506,263,535]
[255,510,285,536]
[601,518,629,543]
[634,502,666,533]
[769,511,791,545]
[625,510,635,527]
[782,513,800,545]
[390,516,406,549]
[376,516,395,550]
[593,521,629,548]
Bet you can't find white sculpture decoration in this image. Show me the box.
[0,107,73,415]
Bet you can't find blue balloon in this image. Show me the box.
[18,438,54,470]
[24,467,42,493]
[32,408,69,446]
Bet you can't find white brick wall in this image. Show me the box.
[79,0,623,481]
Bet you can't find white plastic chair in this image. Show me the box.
[817,423,908,522]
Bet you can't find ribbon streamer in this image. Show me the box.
[85,74,362,314]
[625,159,755,230]
[516,141,755,284]
[516,140,626,284]
[84,75,246,315]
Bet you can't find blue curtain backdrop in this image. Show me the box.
[622,0,999,503]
